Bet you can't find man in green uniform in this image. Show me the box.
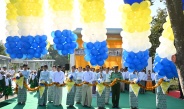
[110,66,122,108]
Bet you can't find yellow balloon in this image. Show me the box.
[140,1,150,9]
[131,3,140,11]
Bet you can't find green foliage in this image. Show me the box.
[0,42,7,56]
[149,8,167,57]
[48,45,69,66]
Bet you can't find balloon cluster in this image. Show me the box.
[123,50,149,72]
[79,0,108,66]
[5,35,48,59]
[5,0,48,59]
[153,55,178,79]
[83,41,108,66]
[49,0,77,55]
[119,0,152,33]
[153,16,177,78]
[52,30,78,56]
[120,0,152,72]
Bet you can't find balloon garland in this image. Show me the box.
[153,16,177,79]
[5,0,48,59]
[79,0,108,66]
[120,0,152,72]
[49,0,78,56]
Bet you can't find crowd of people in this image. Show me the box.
[0,64,183,109]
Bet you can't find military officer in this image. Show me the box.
[109,66,122,108]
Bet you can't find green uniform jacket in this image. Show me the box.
[109,72,122,82]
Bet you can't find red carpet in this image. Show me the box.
[168,90,180,98]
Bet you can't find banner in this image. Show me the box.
[75,48,122,56]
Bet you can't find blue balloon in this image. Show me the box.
[68,49,74,54]
[42,49,48,55]
[39,42,47,48]
[133,58,140,64]
[137,51,144,59]
[161,58,170,66]
[166,72,174,79]
[123,0,143,5]
[58,50,62,55]
[101,41,107,47]
[28,48,35,54]
[128,52,135,58]
[70,42,77,49]
[35,35,40,43]
[90,59,97,66]
[55,30,62,37]
[41,35,47,41]
[16,41,22,48]
[94,41,101,49]
[53,38,59,44]
[91,49,98,56]
[17,53,23,59]
[56,45,63,50]
[6,49,12,54]
[66,37,72,43]
[99,48,105,54]
[58,37,66,43]
[10,54,16,59]
[96,55,103,61]
[4,43,10,48]
[62,50,68,55]
[71,34,78,41]
[83,43,87,48]
[97,60,104,66]
[123,50,129,58]
[27,54,34,59]
[86,42,94,49]
[20,36,27,42]
[51,31,55,38]
[123,61,129,67]
[84,49,90,54]
[34,53,41,58]
[21,48,28,54]
[129,64,135,71]
[32,42,38,48]
[158,69,166,76]
[84,55,91,61]
[6,36,13,42]
[14,36,20,42]
[9,42,16,48]
[53,44,57,50]
[27,35,34,43]
[102,53,108,60]
[63,43,71,50]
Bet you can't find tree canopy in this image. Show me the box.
[149,8,167,57]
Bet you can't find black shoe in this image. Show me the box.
[105,103,109,105]
[22,102,25,105]
[112,105,116,108]
[17,102,21,105]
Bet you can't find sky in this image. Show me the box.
[0,0,166,43]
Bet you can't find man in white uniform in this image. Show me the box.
[82,65,93,108]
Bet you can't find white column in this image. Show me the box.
[70,54,75,67]
[146,57,152,73]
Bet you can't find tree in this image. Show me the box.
[48,45,69,66]
[0,41,7,56]
[165,0,184,95]
[149,8,167,57]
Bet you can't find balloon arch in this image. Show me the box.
[5,0,177,79]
